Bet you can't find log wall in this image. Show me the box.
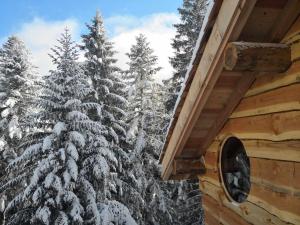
[200,17,300,225]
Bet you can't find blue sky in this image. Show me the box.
[0,1,183,81]
[0,0,182,37]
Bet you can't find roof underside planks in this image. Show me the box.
[160,0,300,180]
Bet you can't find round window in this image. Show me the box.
[220,137,250,203]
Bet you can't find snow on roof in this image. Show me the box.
[160,0,221,162]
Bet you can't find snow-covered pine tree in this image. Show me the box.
[0,29,136,225]
[0,36,34,172]
[81,10,128,165]
[0,36,37,223]
[124,34,178,225]
[81,12,139,216]
[163,1,208,224]
[166,0,207,112]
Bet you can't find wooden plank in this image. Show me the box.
[248,183,300,224]
[250,158,300,191]
[255,0,287,8]
[218,111,300,141]
[246,61,300,97]
[200,180,293,225]
[267,0,300,42]
[202,158,300,223]
[205,88,234,110]
[204,207,220,225]
[173,158,206,176]
[200,72,255,153]
[244,140,300,162]
[204,194,252,225]
[232,83,300,118]
[161,0,248,180]
[204,152,219,171]
[224,42,291,72]
[283,15,300,43]
[206,141,221,153]
[239,7,282,42]
[215,71,242,88]
[204,152,300,193]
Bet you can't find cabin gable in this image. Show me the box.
[160,0,300,224]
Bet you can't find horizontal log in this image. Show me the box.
[171,158,206,180]
[204,208,220,225]
[232,83,300,118]
[200,180,295,225]
[205,140,300,163]
[224,42,291,72]
[244,140,300,163]
[203,194,252,225]
[248,183,300,224]
[218,110,300,141]
[246,61,300,97]
[204,151,300,190]
[250,158,300,191]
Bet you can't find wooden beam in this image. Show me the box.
[232,83,300,118]
[173,158,206,176]
[199,71,255,154]
[245,60,300,97]
[203,194,252,225]
[224,42,291,72]
[161,0,256,180]
[200,179,298,225]
[218,110,300,141]
[267,0,300,42]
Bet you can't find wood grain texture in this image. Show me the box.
[203,194,251,225]
[224,42,291,72]
[245,60,300,97]
[204,144,300,189]
[218,111,300,141]
[199,179,292,225]
[162,0,246,179]
[205,140,300,162]
[232,83,300,118]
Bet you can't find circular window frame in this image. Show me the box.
[218,135,251,204]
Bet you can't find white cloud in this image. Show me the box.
[16,18,80,75]
[1,13,179,82]
[107,13,179,82]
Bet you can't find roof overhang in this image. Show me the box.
[160,0,300,180]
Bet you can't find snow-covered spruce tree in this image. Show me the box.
[166,0,207,112]
[124,34,178,225]
[81,12,139,216]
[0,29,136,225]
[81,11,128,165]
[164,1,208,224]
[0,36,37,224]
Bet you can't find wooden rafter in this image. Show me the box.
[161,0,257,180]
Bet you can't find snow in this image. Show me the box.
[42,135,53,152]
[0,138,7,149]
[2,97,16,108]
[0,196,6,212]
[1,108,10,118]
[162,0,216,156]
[66,142,79,161]
[67,157,78,181]
[55,211,69,225]
[53,121,66,136]
[98,201,138,225]
[67,111,89,121]
[36,206,51,225]
[69,131,85,147]
[8,115,22,139]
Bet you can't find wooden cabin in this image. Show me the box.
[160,0,300,224]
